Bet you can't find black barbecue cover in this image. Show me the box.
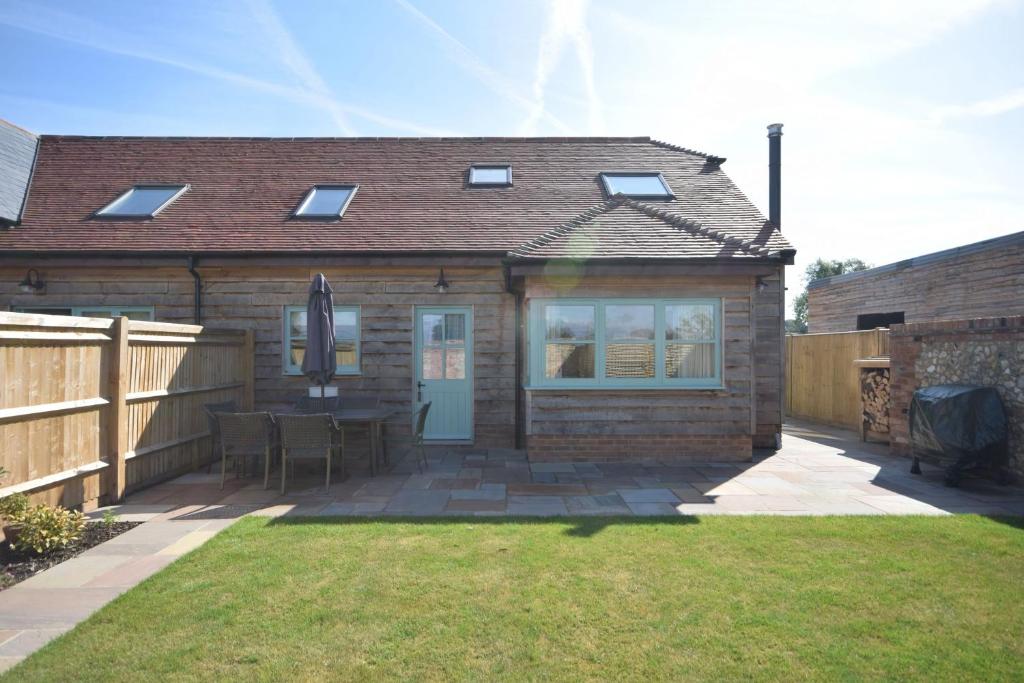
[909,385,1008,456]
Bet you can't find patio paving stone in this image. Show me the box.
[385,490,451,514]
[507,496,568,516]
[445,499,507,513]
[625,502,679,516]
[451,487,505,501]
[507,483,589,496]
[428,478,481,490]
[618,489,681,504]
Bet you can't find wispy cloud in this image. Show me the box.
[929,87,1024,123]
[0,0,450,136]
[522,0,604,135]
[244,0,355,134]
[393,0,573,133]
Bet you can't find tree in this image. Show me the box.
[789,258,871,332]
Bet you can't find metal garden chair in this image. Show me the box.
[214,412,276,491]
[382,402,431,473]
[275,413,343,494]
[203,400,238,473]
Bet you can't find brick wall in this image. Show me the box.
[807,233,1024,333]
[890,316,1024,476]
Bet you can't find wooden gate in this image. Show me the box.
[785,328,889,429]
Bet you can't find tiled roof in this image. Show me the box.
[0,135,794,259]
[0,120,38,225]
[509,196,786,259]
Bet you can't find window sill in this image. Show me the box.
[523,385,726,392]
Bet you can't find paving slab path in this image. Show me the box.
[1,419,1022,671]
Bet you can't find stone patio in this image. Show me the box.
[114,420,1024,518]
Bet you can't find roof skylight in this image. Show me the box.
[599,173,674,199]
[95,185,188,219]
[293,185,358,219]
[468,165,512,186]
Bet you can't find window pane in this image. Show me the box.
[445,348,466,379]
[78,310,115,319]
[665,343,716,378]
[422,313,443,345]
[545,343,595,379]
[334,310,358,341]
[545,305,594,340]
[335,341,357,367]
[606,343,655,378]
[605,304,654,340]
[290,339,306,367]
[288,310,308,338]
[469,166,510,184]
[422,347,442,379]
[98,186,183,216]
[444,313,465,345]
[666,304,716,341]
[602,174,671,197]
[297,187,354,216]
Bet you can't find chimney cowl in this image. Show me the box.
[767,123,784,136]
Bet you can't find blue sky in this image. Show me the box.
[2,0,1023,315]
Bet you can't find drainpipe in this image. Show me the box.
[187,255,202,325]
[503,261,524,449]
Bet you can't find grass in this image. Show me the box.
[6,515,1024,682]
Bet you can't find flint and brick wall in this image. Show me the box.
[807,232,1024,333]
[890,316,1024,476]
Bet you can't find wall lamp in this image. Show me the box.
[434,268,450,294]
[755,276,768,293]
[18,269,45,294]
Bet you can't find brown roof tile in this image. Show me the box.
[0,135,794,258]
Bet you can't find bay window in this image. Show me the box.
[530,299,722,388]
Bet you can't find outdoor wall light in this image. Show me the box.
[18,269,45,294]
[433,268,450,294]
[755,276,768,293]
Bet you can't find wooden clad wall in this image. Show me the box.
[1,264,516,448]
[806,236,1024,333]
[784,328,889,429]
[0,312,252,509]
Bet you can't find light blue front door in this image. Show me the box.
[415,307,473,440]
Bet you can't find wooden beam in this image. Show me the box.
[0,311,115,330]
[243,328,255,410]
[0,331,112,343]
[107,316,129,503]
[125,430,212,460]
[0,396,109,423]
[126,381,246,403]
[0,460,109,499]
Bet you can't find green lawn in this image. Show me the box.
[7,515,1024,682]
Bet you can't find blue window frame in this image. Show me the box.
[13,305,154,320]
[283,305,360,376]
[528,298,722,389]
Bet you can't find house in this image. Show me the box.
[807,231,1024,333]
[0,119,795,461]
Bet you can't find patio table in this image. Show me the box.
[273,405,394,476]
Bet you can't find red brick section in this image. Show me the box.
[889,316,1024,457]
[0,136,792,257]
[527,434,752,462]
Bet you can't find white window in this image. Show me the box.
[283,305,360,375]
[95,185,188,218]
[468,165,512,186]
[599,172,674,199]
[292,185,358,219]
[530,299,721,388]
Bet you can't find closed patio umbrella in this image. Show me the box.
[301,273,336,410]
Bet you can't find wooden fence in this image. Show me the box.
[785,328,889,429]
[0,312,253,509]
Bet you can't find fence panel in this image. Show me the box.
[0,312,253,509]
[785,328,889,429]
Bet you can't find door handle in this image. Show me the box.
[416,381,425,402]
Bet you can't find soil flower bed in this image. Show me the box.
[0,521,141,590]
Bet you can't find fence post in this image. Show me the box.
[243,328,255,411]
[107,316,129,503]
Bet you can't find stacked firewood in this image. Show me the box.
[860,368,891,434]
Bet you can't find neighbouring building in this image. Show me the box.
[0,119,795,461]
[807,231,1024,333]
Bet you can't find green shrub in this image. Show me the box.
[0,493,29,522]
[10,504,86,555]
